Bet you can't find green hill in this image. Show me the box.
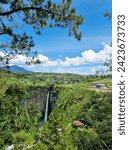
[0,70,112,150]
[0,65,32,73]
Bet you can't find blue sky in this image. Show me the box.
[32,0,112,58]
[0,0,112,74]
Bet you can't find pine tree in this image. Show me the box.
[0,0,83,64]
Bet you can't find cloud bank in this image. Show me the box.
[0,43,112,74]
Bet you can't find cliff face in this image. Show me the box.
[26,86,59,119]
[48,90,59,117]
[29,86,48,113]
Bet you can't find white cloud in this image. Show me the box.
[0,43,112,67]
[37,43,111,67]
[81,43,112,63]
[64,56,85,66]
[10,55,28,65]
[0,43,112,74]
[60,43,112,66]
[91,67,97,74]
[37,54,48,62]
[0,51,5,57]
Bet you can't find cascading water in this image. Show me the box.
[38,91,50,129]
[44,91,50,122]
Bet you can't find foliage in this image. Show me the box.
[0,0,83,65]
[104,12,112,19]
[103,14,112,76]
[12,130,36,144]
[0,70,112,149]
[0,83,40,149]
[34,88,112,150]
[104,56,112,75]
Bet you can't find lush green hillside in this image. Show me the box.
[32,88,112,150]
[0,70,112,150]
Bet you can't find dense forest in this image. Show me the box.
[0,70,112,150]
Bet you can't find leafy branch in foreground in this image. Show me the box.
[0,0,83,65]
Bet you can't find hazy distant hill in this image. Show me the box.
[0,65,31,73]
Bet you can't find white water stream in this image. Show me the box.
[44,91,50,122]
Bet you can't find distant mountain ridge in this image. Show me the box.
[0,65,31,73]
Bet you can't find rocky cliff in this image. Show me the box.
[26,85,59,119]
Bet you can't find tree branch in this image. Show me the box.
[0,6,51,16]
[0,32,9,35]
[0,22,13,36]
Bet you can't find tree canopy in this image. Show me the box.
[0,0,83,64]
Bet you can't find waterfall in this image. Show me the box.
[44,91,50,122]
[38,91,50,129]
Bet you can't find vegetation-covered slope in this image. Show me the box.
[32,87,112,150]
[0,70,111,150]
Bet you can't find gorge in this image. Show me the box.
[27,85,59,129]
[0,70,112,150]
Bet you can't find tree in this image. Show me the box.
[103,12,112,75]
[0,0,83,65]
[103,12,112,20]
[104,55,112,75]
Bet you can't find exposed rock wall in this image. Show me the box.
[26,86,59,118]
[28,86,48,113]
